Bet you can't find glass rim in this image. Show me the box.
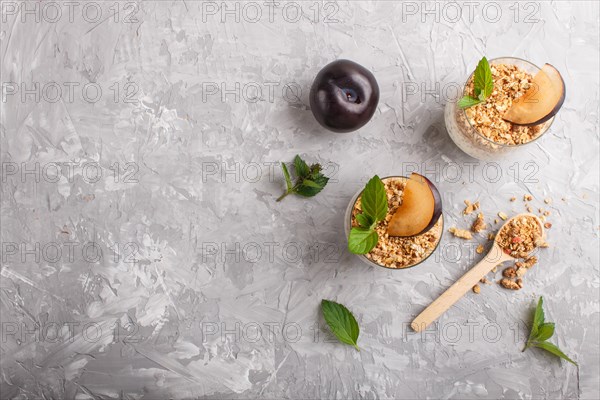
[345,176,444,270]
[460,56,555,148]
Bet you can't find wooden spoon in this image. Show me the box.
[411,213,544,332]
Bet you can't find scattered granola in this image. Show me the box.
[463,200,480,215]
[544,198,551,204]
[352,177,443,269]
[500,278,521,290]
[537,240,549,248]
[464,64,545,145]
[472,212,486,233]
[503,267,517,278]
[496,215,543,258]
[448,227,473,240]
[448,197,551,293]
[480,277,491,285]
[521,256,538,268]
[516,278,524,288]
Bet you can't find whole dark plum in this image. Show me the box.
[309,59,379,133]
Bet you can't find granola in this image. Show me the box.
[351,177,443,269]
[510,256,538,282]
[495,216,546,291]
[464,64,545,145]
[519,256,538,269]
[502,267,517,278]
[500,278,521,290]
[496,215,543,258]
[448,227,473,240]
[515,267,527,277]
[516,278,524,288]
[463,200,480,215]
[471,212,486,233]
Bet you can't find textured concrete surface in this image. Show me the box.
[1,1,599,399]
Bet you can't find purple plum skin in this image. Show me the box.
[415,174,443,235]
[309,59,380,133]
[505,64,566,127]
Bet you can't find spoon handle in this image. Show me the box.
[411,245,511,332]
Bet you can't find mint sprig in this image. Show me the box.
[348,175,388,254]
[321,299,360,351]
[277,155,329,201]
[361,175,388,222]
[458,96,483,108]
[458,56,494,109]
[348,227,379,254]
[523,297,577,365]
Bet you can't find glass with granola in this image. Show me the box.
[345,175,444,269]
[445,57,565,160]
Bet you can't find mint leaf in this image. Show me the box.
[348,227,378,254]
[277,155,329,201]
[301,179,323,189]
[281,162,292,191]
[458,96,482,108]
[525,296,544,349]
[294,155,310,178]
[355,213,374,229]
[533,296,545,333]
[533,342,577,366]
[321,300,360,351]
[522,296,577,365]
[361,175,388,222]
[526,296,545,343]
[474,56,493,99]
[459,56,493,109]
[536,323,555,341]
[347,175,389,255]
[296,174,329,197]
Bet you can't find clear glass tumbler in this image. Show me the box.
[444,57,554,160]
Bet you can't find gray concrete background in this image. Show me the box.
[1,1,599,399]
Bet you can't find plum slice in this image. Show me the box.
[387,173,443,237]
[503,64,565,126]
